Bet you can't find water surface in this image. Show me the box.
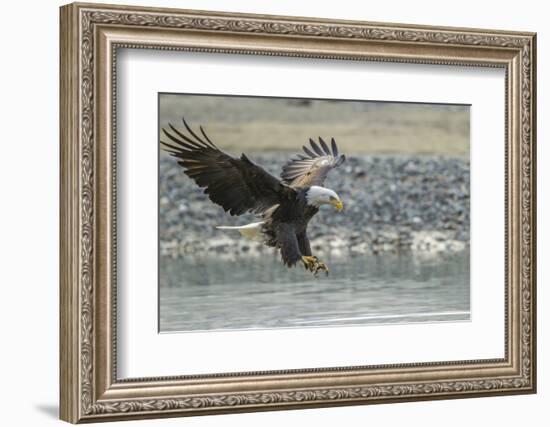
[159,250,470,332]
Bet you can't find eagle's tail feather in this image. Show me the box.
[216,221,264,241]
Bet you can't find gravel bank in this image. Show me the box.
[160,153,469,258]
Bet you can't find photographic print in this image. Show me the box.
[159,94,470,333]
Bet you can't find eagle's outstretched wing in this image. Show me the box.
[280,137,346,188]
[161,117,293,216]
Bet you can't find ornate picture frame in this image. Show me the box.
[60,2,536,423]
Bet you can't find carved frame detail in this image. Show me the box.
[60,2,536,423]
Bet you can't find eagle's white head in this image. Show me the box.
[305,186,343,211]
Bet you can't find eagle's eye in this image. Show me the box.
[329,196,336,201]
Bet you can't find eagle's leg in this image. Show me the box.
[297,232,329,276]
[278,224,304,269]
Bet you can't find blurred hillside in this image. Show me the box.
[159,93,469,157]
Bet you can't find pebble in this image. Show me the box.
[160,153,470,257]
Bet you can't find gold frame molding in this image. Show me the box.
[60,2,537,423]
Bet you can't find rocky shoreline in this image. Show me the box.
[160,153,469,259]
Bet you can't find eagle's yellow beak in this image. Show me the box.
[331,199,344,211]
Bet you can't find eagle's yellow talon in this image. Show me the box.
[317,261,329,276]
[301,256,317,272]
[302,256,329,276]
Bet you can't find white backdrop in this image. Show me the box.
[117,50,504,377]
[0,0,545,426]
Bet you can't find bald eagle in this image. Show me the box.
[161,117,346,275]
